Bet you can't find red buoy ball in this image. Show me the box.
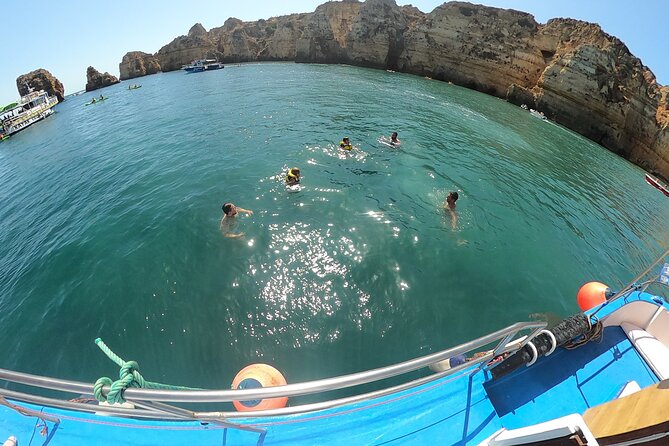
[231,364,288,412]
[577,281,610,311]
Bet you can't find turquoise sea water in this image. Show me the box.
[0,63,667,395]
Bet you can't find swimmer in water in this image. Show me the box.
[390,132,400,145]
[285,167,301,186]
[339,137,353,151]
[444,191,459,230]
[220,202,253,238]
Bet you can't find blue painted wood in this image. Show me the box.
[485,326,658,430]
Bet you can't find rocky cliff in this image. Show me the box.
[155,23,225,72]
[116,0,669,178]
[85,66,120,92]
[16,69,65,102]
[119,51,161,80]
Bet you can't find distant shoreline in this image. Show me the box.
[116,1,669,179]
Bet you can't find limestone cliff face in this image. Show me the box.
[211,14,309,63]
[85,66,120,92]
[16,69,65,102]
[529,19,668,176]
[116,0,668,178]
[119,51,161,80]
[399,3,545,96]
[296,2,361,63]
[346,0,409,69]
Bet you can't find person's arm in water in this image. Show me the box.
[235,207,253,215]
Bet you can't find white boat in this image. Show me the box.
[529,108,548,121]
[0,88,58,136]
[182,59,224,73]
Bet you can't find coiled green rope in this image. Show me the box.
[94,338,201,404]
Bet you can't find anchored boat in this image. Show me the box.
[1,250,669,445]
[0,88,58,136]
[182,59,224,73]
[645,173,669,198]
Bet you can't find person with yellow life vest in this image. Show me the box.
[286,167,301,186]
[339,137,353,151]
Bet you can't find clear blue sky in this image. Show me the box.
[3,0,668,105]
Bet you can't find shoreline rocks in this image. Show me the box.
[85,66,120,92]
[16,69,65,102]
[115,0,668,178]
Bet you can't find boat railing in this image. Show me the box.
[0,320,545,424]
[591,248,669,316]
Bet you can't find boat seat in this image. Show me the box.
[645,306,669,347]
[621,322,669,381]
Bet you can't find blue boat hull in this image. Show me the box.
[0,292,665,445]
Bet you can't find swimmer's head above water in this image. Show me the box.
[222,203,237,216]
[286,167,301,184]
[446,191,459,208]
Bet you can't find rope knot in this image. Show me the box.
[93,377,113,403]
[93,338,202,403]
[119,360,146,388]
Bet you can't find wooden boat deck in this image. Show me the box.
[584,379,669,443]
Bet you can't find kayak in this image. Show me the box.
[0,134,9,142]
[645,173,669,198]
[1,102,18,112]
[128,86,142,90]
[85,98,107,106]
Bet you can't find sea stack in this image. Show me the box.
[119,51,161,80]
[16,69,65,102]
[85,66,120,92]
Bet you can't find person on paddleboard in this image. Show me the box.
[220,202,253,238]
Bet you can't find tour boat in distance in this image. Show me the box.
[645,173,669,198]
[0,87,58,137]
[529,108,548,121]
[182,59,224,73]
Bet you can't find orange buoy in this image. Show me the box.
[577,281,610,311]
[231,364,288,412]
